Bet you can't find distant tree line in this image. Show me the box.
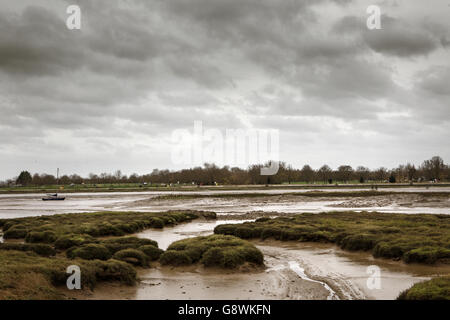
[3,156,449,187]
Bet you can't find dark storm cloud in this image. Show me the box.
[0,6,85,75]
[364,17,438,57]
[334,15,446,57]
[0,0,449,178]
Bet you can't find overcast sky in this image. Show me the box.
[0,0,449,179]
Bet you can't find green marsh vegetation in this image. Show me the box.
[397,276,450,300]
[214,211,450,264]
[160,234,264,269]
[0,250,137,299]
[0,210,215,299]
[215,211,450,299]
[0,210,216,240]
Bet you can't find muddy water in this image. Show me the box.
[1,188,449,218]
[74,263,332,300]
[65,219,448,300]
[0,193,148,218]
[257,241,450,300]
[127,197,450,216]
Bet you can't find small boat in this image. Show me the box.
[42,193,65,201]
[42,169,66,201]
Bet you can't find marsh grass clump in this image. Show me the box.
[214,211,450,265]
[3,225,28,239]
[160,235,264,269]
[148,217,164,228]
[92,259,136,285]
[397,276,450,300]
[25,231,57,244]
[159,250,192,266]
[100,237,158,254]
[54,234,95,250]
[139,245,164,261]
[67,244,112,260]
[403,247,450,264]
[0,243,55,257]
[113,249,148,266]
[340,234,377,251]
[102,236,158,247]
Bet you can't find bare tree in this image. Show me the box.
[355,166,370,183]
[337,165,353,183]
[318,165,332,183]
[421,156,445,181]
[300,165,315,183]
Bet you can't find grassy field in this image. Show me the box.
[215,211,450,264]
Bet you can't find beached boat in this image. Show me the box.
[42,193,65,201]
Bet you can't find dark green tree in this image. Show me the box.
[389,174,396,183]
[16,171,32,186]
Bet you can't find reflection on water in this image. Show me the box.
[136,220,251,250]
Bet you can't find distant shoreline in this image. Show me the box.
[1,182,450,194]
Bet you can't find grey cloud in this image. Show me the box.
[334,15,444,57]
[363,16,439,57]
[441,37,450,47]
[0,0,449,178]
[416,66,450,96]
[0,6,85,75]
